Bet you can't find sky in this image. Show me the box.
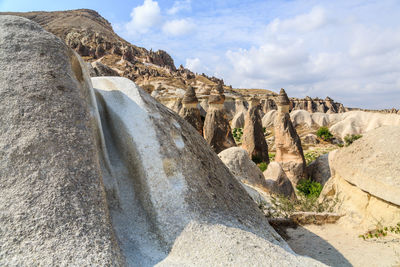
[1,0,400,109]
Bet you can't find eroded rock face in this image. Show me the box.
[91,61,120,77]
[92,77,324,266]
[203,83,236,153]
[320,127,400,229]
[242,98,269,163]
[178,86,203,135]
[0,15,122,266]
[274,89,306,186]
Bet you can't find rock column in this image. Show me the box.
[242,98,269,163]
[274,89,306,186]
[203,82,236,153]
[178,86,203,135]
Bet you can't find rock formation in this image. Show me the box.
[263,162,296,199]
[0,15,123,265]
[203,83,236,153]
[218,147,268,190]
[1,16,324,266]
[242,97,269,163]
[320,126,400,229]
[274,89,306,186]
[91,61,120,76]
[178,85,203,135]
[231,97,247,128]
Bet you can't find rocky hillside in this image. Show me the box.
[1,9,345,114]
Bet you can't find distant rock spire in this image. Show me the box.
[179,86,203,135]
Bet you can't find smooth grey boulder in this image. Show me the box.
[0,15,122,266]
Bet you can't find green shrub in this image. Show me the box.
[258,162,268,172]
[344,134,362,146]
[316,127,333,141]
[251,155,262,164]
[268,152,276,162]
[232,128,243,143]
[296,179,323,198]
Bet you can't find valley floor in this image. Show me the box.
[285,223,400,267]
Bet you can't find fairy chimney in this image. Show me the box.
[203,82,236,153]
[178,86,203,135]
[274,89,306,186]
[242,97,269,163]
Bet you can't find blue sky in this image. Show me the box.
[1,0,400,109]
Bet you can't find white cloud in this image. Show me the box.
[185,57,202,73]
[125,0,161,35]
[267,6,328,33]
[162,19,195,36]
[167,0,191,15]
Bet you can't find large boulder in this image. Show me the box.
[321,126,400,229]
[0,16,123,265]
[92,77,323,266]
[262,110,277,128]
[263,162,296,199]
[218,147,268,190]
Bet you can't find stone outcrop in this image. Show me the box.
[242,97,269,163]
[203,83,236,153]
[263,162,296,199]
[218,147,268,190]
[320,127,400,230]
[274,89,306,186]
[0,15,123,265]
[178,85,203,135]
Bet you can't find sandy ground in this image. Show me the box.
[285,223,400,267]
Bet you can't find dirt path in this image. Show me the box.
[285,223,400,267]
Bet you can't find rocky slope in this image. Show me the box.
[1,9,346,115]
[1,15,325,266]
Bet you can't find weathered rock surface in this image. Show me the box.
[0,15,122,266]
[274,89,306,186]
[302,134,320,145]
[178,86,203,135]
[321,126,400,229]
[203,84,236,153]
[262,110,277,128]
[242,98,269,163]
[218,147,268,189]
[263,162,296,199]
[92,77,324,266]
[91,61,120,76]
[306,153,332,186]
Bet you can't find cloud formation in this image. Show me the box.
[125,0,161,34]
[117,0,400,109]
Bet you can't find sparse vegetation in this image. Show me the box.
[232,128,243,143]
[268,152,276,162]
[257,162,268,172]
[261,193,340,218]
[316,126,333,141]
[296,179,323,198]
[344,134,362,146]
[358,222,400,240]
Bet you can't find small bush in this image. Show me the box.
[344,134,362,146]
[232,128,243,143]
[316,127,333,141]
[258,162,268,172]
[359,222,400,240]
[296,179,323,198]
[251,155,262,164]
[268,152,276,162]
